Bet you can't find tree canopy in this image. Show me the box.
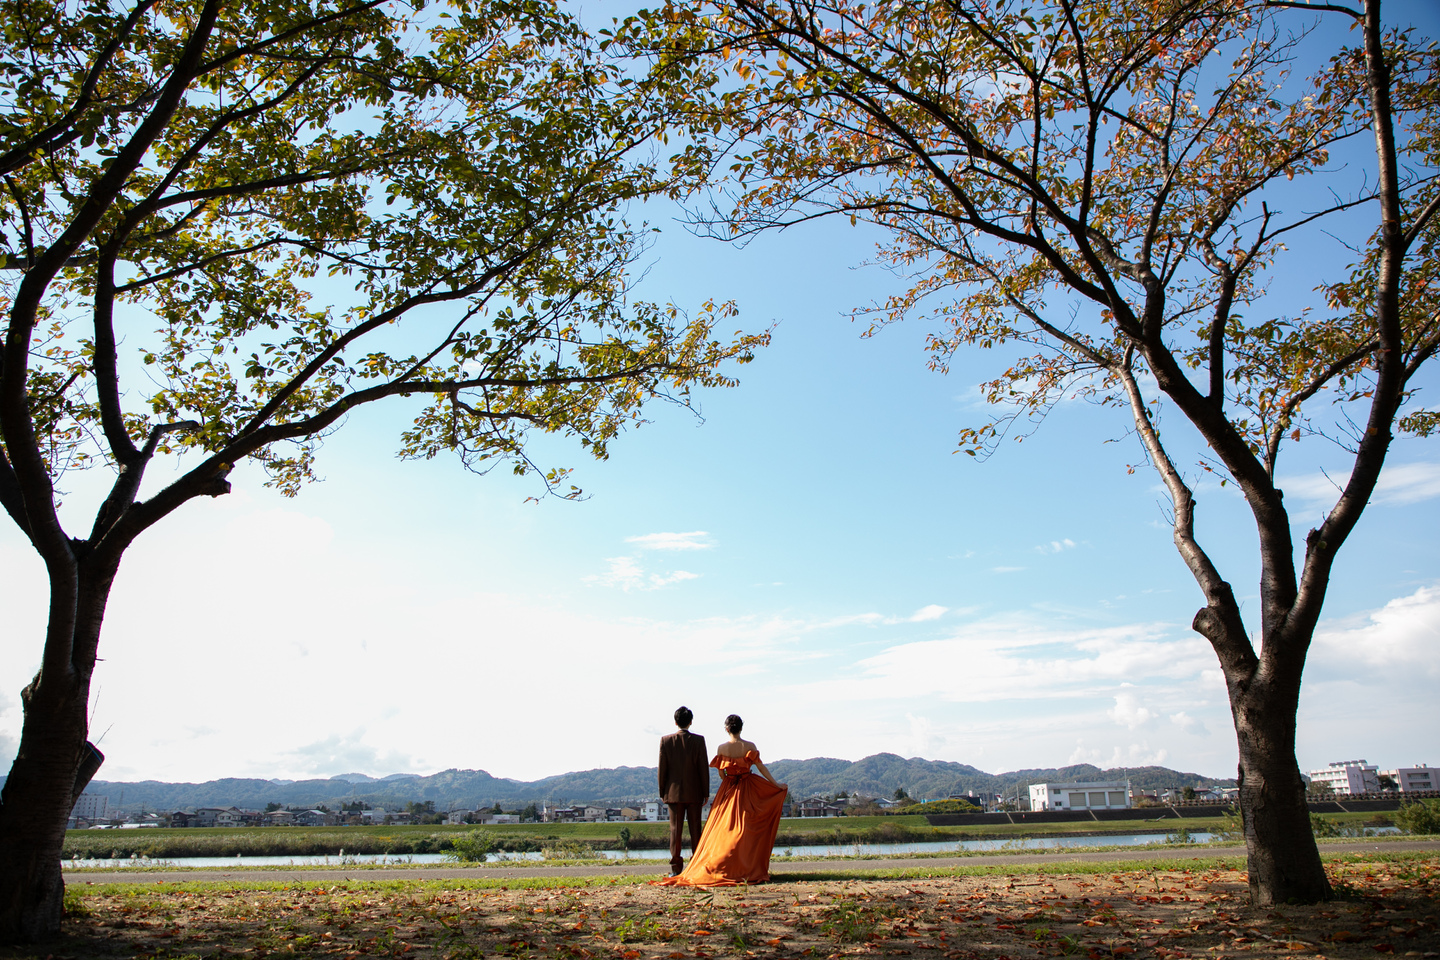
[626,0,1438,904]
[2,0,765,536]
[0,0,763,940]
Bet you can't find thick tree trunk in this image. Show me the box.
[1231,678,1332,905]
[0,575,106,942]
[0,671,90,941]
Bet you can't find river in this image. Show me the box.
[63,830,1223,870]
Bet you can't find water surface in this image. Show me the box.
[63,831,1225,869]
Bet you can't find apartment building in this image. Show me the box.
[1307,760,1381,796]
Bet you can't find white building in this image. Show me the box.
[641,800,669,822]
[1308,760,1380,796]
[1381,765,1438,794]
[71,793,109,821]
[1029,781,1131,811]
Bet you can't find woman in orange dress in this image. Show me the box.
[655,714,788,887]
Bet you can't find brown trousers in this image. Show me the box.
[668,801,704,873]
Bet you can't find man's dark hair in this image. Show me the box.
[674,706,693,728]
[724,714,743,735]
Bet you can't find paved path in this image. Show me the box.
[63,839,1440,886]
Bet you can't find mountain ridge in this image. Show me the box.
[56,755,1235,813]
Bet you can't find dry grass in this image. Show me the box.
[8,855,1438,960]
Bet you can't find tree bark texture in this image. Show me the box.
[0,570,108,941]
[1229,669,1331,904]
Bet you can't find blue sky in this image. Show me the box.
[1,3,1437,790]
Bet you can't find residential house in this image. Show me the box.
[620,806,642,820]
[265,810,296,826]
[640,800,669,822]
[795,797,847,817]
[213,808,240,828]
[582,806,607,822]
[544,805,584,822]
[190,807,232,828]
[1028,781,1131,811]
[294,809,335,827]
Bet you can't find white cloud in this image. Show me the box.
[788,617,1215,705]
[280,730,425,779]
[1169,711,1208,735]
[1069,739,1169,767]
[1296,584,1440,771]
[1308,583,1440,678]
[992,565,1026,573]
[1037,539,1077,554]
[625,531,714,551]
[1375,463,1440,504]
[1109,743,1169,766]
[651,569,702,588]
[1109,692,1159,730]
[584,557,699,591]
[809,606,952,627]
[907,604,949,622]
[812,612,886,629]
[1281,461,1440,507]
[907,713,940,757]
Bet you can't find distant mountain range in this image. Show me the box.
[63,755,1235,814]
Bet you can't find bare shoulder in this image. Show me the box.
[745,740,760,754]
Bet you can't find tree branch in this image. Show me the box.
[90,248,141,465]
[1265,1,1361,17]
[0,0,221,581]
[0,441,33,541]
[0,0,160,179]
[1264,338,1379,476]
[1117,346,1257,677]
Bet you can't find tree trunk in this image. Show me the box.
[1231,675,1332,905]
[0,579,105,942]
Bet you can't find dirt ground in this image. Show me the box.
[11,857,1439,960]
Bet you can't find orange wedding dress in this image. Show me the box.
[654,750,787,887]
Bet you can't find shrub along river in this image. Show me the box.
[64,831,1223,869]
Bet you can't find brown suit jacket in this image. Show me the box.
[658,729,709,804]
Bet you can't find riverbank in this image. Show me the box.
[40,848,1440,960]
[63,811,1397,860]
[60,836,1435,881]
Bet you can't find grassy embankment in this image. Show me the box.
[63,811,1396,860]
[50,852,1439,960]
[63,847,1439,895]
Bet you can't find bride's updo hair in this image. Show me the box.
[724,714,743,735]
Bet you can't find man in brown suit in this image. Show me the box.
[658,705,709,875]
